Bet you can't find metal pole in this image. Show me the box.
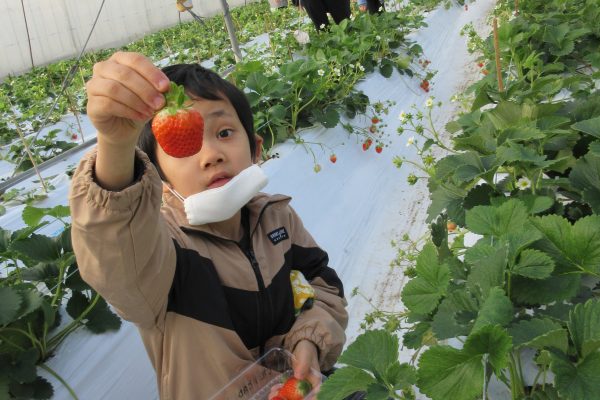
[218,0,243,63]
[20,0,35,68]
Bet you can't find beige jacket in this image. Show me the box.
[69,149,348,399]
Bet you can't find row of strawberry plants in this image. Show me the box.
[320,0,600,399]
[0,0,301,173]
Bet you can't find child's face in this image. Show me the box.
[156,97,260,197]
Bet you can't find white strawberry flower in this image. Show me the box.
[516,177,531,190]
[398,111,407,123]
[406,136,415,146]
[333,67,341,76]
[378,6,383,11]
[320,23,326,29]
[425,97,434,108]
[317,69,325,76]
[376,35,381,41]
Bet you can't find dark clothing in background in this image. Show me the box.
[300,0,351,29]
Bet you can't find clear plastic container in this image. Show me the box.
[209,347,324,400]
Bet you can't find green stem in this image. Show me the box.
[39,363,79,400]
[51,261,68,308]
[47,293,101,351]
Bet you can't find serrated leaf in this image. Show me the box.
[338,330,399,381]
[384,362,416,389]
[511,274,580,305]
[10,348,39,383]
[509,318,568,352]
[427,183,467,225]
[496,142,549,166]
[10,234,61,263]
[317,367,376,400]
[403,322,431,349]
[568,299,600,358]
[530,215,600,275]
[472,287,514,332]
[431,298,470,340]
[19,263,59,282]
[84,296,121,333]
[466,245,507,300]
[512,249,555,279]
[466,199,528,237]
[21,206,46,228]
[569,153,600,214]
[365,383,389,400]
[464,325,512,373]
[417,345,483,400]
[401,243,450,315]
[17,289,43,319]
[519,195,554,215]
[551,351,600,400]
[589,141,600,155]
[0,287,22,325]
[572,116,600,139]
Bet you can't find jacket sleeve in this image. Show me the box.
[283,206,348,371]
[69,148,176,329]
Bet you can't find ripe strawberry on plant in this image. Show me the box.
[152,82,204,158]
[375,144,383,153]
[362,138,373,151]
[277,377,312,400]
[330,154,337,163]
[371,117,380,124]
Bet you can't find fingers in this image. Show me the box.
[109,51,170,93]
[87,78,152,121]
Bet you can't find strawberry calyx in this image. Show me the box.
[159,82,193,116]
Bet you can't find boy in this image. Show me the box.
[69,52,348,399]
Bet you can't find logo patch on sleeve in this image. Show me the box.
[267,227,289,245]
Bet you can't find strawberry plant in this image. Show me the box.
[0,205,121,399]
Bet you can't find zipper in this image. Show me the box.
[239,245,268,356]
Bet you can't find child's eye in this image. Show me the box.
[217,129,233,139]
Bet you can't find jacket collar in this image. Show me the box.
[162,191,291,242]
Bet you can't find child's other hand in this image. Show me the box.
[86,52,170,145]
[292,340,321,394]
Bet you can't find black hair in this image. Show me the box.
[137,63,256,181]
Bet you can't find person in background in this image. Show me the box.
[293,0,351,30]
[357,0,385,13]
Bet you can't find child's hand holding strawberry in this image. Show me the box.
[85,52,169,190]
[291,340,321,393]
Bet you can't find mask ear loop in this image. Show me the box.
[164,183,186,203]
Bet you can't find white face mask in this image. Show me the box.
[167,164,268,225]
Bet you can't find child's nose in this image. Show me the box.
[198,140,224,169]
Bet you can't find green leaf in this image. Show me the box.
[365,383,389,400]
[466,245,507,300]
[509,318,568,352]
[21,206,46,228]
[568,299,600,358]
[20,263,59,282]
[530,215,600,275]
[8,376,53,400]
[268,104,287,121]
[401,243,450,315]
[84,296,121,333]
[551,351,600,400]
[511,274,580,305]
[572,116,600,139]
[512,249,555,279]
[379,59,393,78]
[519,195,554,215]
[338,330,399,381]
[10,348,38,383]
[417,345,483,400]
[569,153,600,214]
[16,289,43,319]
[589,141,600,155]
[472,287,514,332]
[466,199,528,237]
[431,298,470,340]
[384,362,416,389]
[0,287,22,325]
[496,142,549,167]
[317,366,376,400]
[464,325,512,373]
[10,234,61,263]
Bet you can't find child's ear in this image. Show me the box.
[253,134,263,162]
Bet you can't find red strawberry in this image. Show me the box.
[277,377,312,400]
[362,142,369,151]
[330,154,337,163]
[152,82,204,158]
[272,397,286,400]
[375,144,383,153]
[477,62,484,68]
[371,117,380,124]
[71,133,78,140]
